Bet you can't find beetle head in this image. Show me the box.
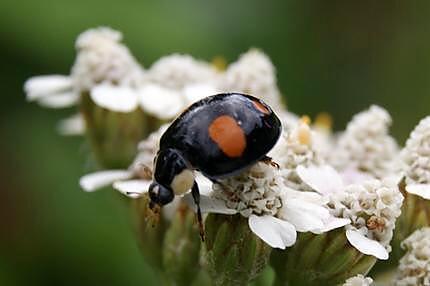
[148,182,174,207]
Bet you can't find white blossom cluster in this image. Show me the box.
[71,27,144,91]
[212,163,284,217]
[343,274,374,286]
[395,228,430,286]
[329,178,403,259]
[401,116,430,199]
[219,48,282,109]
[128,124,168,176]
[329,105,400,179]
[146,54,218,90]
[269,120,323,190]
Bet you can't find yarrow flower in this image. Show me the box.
[343,274,374,286]
[394,227,430,286]
[297,165,404,260]
[24,27,144,112]
[189,162,349,249]
[29,26,430,286]
[79,124,167,196]
[401,116,430,199]
[24,27,218,123]
[329,105,400,182]
[269,118,324,190]
[220,48,283,109]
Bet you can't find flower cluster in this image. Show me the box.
[329,105,400,181]
[26,26,430,286]
[395,228,430,286]
[330,178,403,259]
[344,274,374,286]
[195,162,348,249]
[401,116,430,199]
[24,28,284,131]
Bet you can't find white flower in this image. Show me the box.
[25,28,215,121]
[186,162,348,249]
[394,227,430,286]
[24,75,78,108]
[329,105,400,180]
[72,27,143,92]
[312,113,336,163]
[79,124,168,196]
[401,116,430,199]
[269,119,323,190]
[220,48,283,109]
[146,53,219,90]
[78,125,186,219]
[343,274,374,286]
[297,164,404,260]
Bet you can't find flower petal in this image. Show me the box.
[314,217,350,234]
[297,165,344,195]
[79,170,132,192]
[138,84,184,119]
[183,83,217,105]
[284,187,329,204]
[37,91,79,108]
[194,173,213,196]
[281,198,327,232]
[340,168,373,185]
[183,193,237,215]
[24,75,72,101]
[57,114,85,136]
[248,215,297,249]
[90,84,139,112]
[346,229,389,260]
[113,179,151,198]
[405,183,430,200]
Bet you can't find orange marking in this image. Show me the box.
[252,100,270,114]
[208,115,246,158]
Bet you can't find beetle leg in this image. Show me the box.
[260,155,280,169]
[148,201,161,227]
[192,182,205,241]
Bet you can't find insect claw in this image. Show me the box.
[260,155,280,169]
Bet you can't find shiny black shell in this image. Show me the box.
[159,93,282,179]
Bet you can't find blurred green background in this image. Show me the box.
[1,1,429,285]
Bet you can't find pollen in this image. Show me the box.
[211,55,227,72]
[366,215,386,231]
[314,112,333,131]
[297,119,311,146]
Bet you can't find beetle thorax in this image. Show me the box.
[154,148,195,196]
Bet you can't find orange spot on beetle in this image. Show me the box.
[252,100,270,114]
[208,115,246,158]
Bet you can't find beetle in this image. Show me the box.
[148,93,282,239]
